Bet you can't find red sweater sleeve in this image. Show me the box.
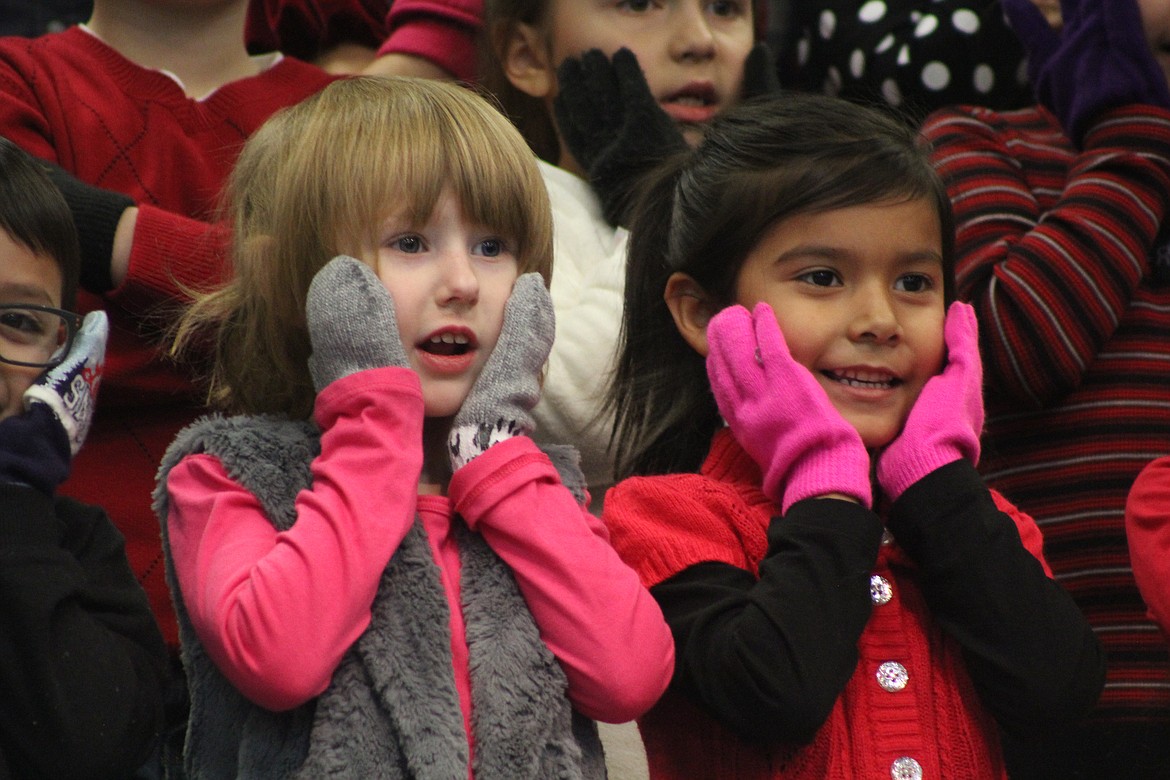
[378,0,481,82]
[165,368,424,711]
[1127,456,1170,638]
[921,103,1170,407]
[449,437,674,723]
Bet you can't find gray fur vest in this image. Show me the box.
[153,414,606,779]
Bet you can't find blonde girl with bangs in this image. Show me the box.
[158,76,673,779]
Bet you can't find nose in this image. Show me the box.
[670,4,717,63]
[848,286,902,345]
[437,249,479,308]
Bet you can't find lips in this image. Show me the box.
[416,326,478,374]
[659,83,719,125]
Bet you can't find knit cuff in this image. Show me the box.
[44,166,135,294]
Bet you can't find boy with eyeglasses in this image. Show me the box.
[0,136,169,779]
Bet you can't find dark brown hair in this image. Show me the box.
[609,91,956,479]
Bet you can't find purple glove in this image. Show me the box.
[706,303,872,513]
[876,302,984,500]
[1003,0,1170,146]
[0,310,107,494]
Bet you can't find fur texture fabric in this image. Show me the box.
[153,414,603,779]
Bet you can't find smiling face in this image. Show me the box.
[732,198,947,449]
[503,0,755,168]
[0,230,64,423]
[358,189,520,418]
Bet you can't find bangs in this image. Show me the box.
[674,142,951,298]
[312,79,552,281]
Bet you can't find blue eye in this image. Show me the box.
[477,238,503,257]
[392,235,423,253]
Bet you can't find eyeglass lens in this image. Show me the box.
[0,306,71,367]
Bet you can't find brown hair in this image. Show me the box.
[0,137,81,309]
[172,76,553,418]
[480,0,560,163]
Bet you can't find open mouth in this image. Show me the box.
[418,331,475,357]
[822,369,902,390]
[660,84,719,126]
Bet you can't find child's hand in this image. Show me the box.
[24,309,107,456]
[1003,0,1170,146]
[0,310,107,494]
[448,273,553,470]
[876,301,984,500]
[305,255,409,392]
[706,302,872,513]
[554,48,687,227]
[740,42,781,100]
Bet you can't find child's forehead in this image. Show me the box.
[0,231,62,306]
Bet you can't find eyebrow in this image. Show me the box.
[776,244,943,266]
[0,282,56,305]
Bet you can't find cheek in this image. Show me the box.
[0,368,38,422]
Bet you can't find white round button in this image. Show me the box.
[876,661,908,692]
[891,756,923,780]
[871,575,893,605]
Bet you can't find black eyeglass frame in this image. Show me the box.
[0,303,82,369]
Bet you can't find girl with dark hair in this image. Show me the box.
[601,92,1104,780]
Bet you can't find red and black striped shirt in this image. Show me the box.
[922,102,1170,722]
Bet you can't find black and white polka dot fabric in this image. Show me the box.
[778,0,1032,124]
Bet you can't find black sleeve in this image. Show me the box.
[0,485,169,780]
[886,460,1106,737]
[651,498,883,744]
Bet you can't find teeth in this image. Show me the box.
[828,370,896,389]
[430,333,469,345]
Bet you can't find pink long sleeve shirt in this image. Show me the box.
[164,367,673,760]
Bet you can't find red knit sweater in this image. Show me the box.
[0,27,339,647]
[601,431,1058,779]
[921,103,1170,721]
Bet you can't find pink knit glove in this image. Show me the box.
[877,301,984,500]
[706,303,872,513]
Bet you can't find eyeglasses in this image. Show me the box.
[0,304,81,368]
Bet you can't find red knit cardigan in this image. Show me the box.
[603,431,1054,779]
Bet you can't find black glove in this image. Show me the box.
[555,47,688,227]
[741,42,781,100]
[42,162,134,293]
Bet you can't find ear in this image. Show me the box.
[664,272,717,357]
[501,22,556,99]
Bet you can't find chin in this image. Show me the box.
[857,425,900,451]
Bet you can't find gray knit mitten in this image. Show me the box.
[448,273,554,470]
[306,255,408,392]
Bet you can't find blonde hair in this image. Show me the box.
[172,76,554,418]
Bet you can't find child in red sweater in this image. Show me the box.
[600,91,1104,779]
[0,0,338,652]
